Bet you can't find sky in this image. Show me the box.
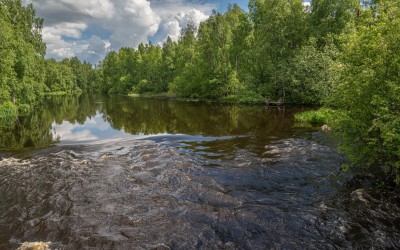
[22,0,250,64]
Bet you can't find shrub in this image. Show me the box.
[0,101,17,118]
[18,104,31,116]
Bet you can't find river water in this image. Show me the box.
[0,95,399,249]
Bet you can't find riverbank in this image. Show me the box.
[45,90,83,96]
[128,92,269,105]
[129,92,205,103]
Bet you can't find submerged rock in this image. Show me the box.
[151,243,171,250]
[351,189,371,204]
[17,242,49,250]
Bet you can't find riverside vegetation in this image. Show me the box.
[1,0,399,184]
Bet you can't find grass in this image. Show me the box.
[294,108,335,124]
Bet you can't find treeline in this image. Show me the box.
[98,1,358,104]
[44,57,100,95]
[98,0,400,183]
[0,0,46,112]
[0,0,372,108]
[0,0,98,116]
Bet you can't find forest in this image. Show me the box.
[0,0,99,117]
[0,0,400,183]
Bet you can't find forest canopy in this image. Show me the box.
[0,0,98,117]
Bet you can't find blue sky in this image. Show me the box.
[22,0,251,64]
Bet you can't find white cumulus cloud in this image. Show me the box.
[106,0,160,49]
[159,9,209,43]
[26,0,214,63]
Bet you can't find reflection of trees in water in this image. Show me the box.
[0,94,304,151]
[99,96,303,157]
[0,95,98,151]
[0,110,55,151]
[100,95,297,138]
[45,95,98,125]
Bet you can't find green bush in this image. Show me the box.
[327,1,400,184]
[18,104,31,116]
[0,101,17,118]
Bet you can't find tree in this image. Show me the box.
[44,59,79,93]
[101,51,122,93]
[169,22,200,97]
[249,0,308,99]
[0,0,47,106]
[161,37,177,89]
[286,38,337,104]
[329,0,400,183]
[310,0,361,47]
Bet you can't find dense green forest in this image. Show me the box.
[0,0,99,116]
[0,0,400,183]
[99,0,356,104]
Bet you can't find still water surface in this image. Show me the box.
[0,95,399,249]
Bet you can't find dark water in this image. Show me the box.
[0,95,399,249]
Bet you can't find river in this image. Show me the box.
[0,95,399,249]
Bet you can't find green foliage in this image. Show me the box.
[0,0,47,108]
[168,22,199,97]
[95,2,347,105]
[249,0,308,99]
[135,80,152,94]
[222,90,265,105]
[0,101,17,118]
[0,101,30,119]
[44,58,98,95]
[329,0,400,183]
[310,0,361,46]
[17,103,30,116]
[99,43,166,95]
[294,108,335,124]
[285,38,338,104]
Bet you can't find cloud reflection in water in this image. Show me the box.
[52,112,134,145]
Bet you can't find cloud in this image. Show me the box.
[81,35,110,64]
[27,0,214,63]
[43,22,87,39]
[87,35,109,55]
[52,113,133,144]
[106,0,160,49]
[176,9,209,32]
[42,22,88,58]
[158,9,209,43]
